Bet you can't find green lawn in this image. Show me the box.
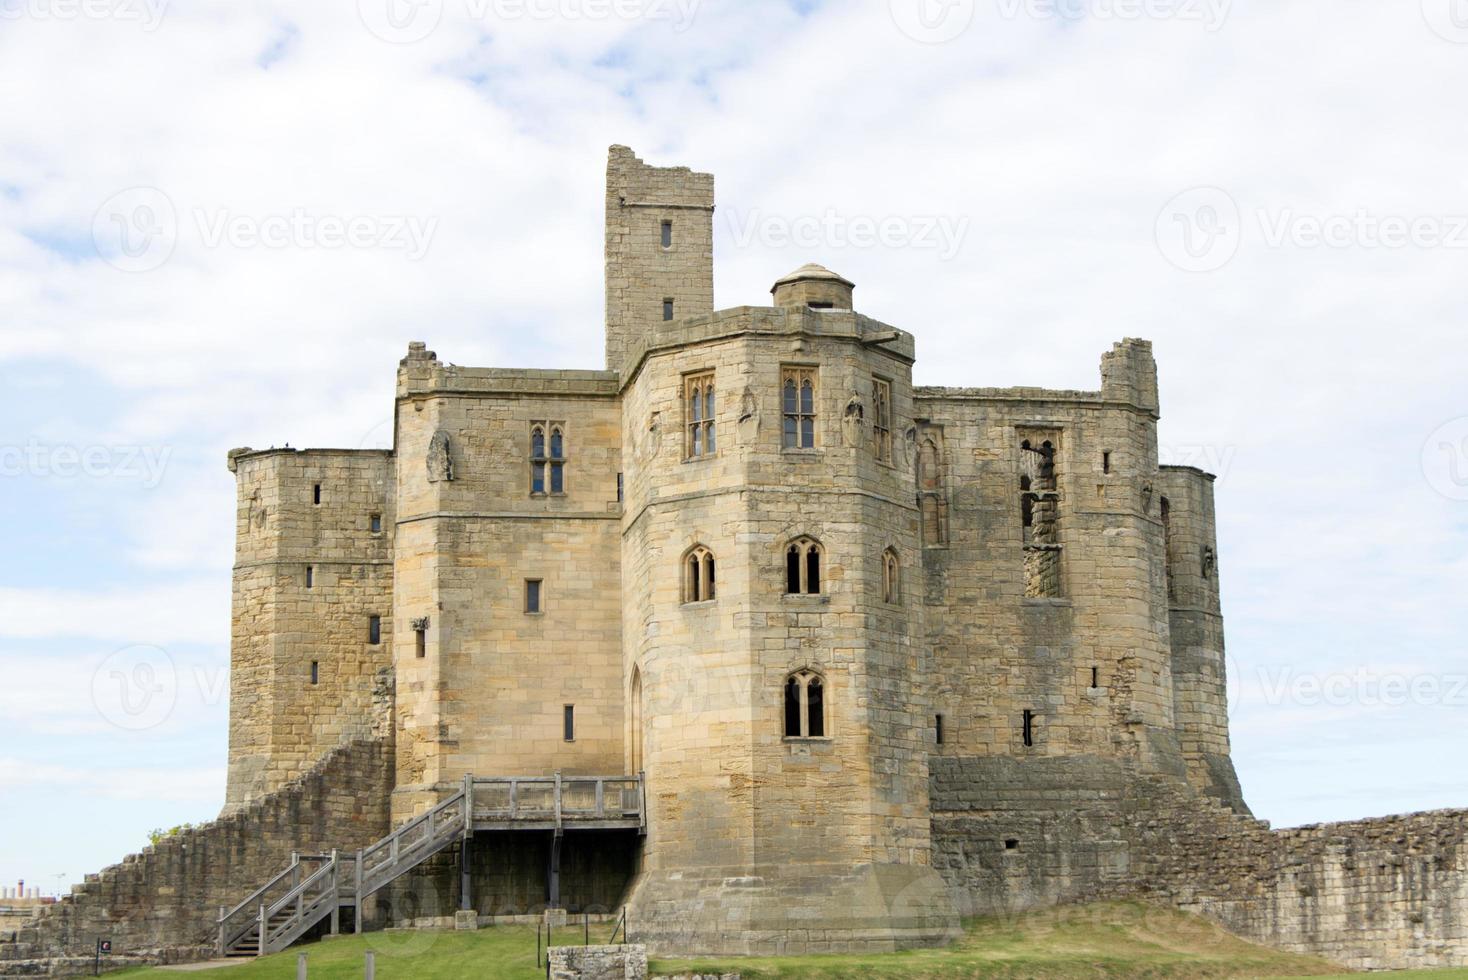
[107,902,1468,979]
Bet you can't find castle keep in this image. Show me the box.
[5,147,1465,977]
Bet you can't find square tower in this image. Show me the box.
[604,145,715,374]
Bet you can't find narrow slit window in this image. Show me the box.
[784,676,802,737]
[370,513,382,533]
[415,627,426,659]
[1102,451,1112,474]
[549,427,565,494]
[1090,666,1099,689]
[1022,710,1035,748]
[616,473,624,503]
[305,565,314,589]
[525,579,542,614]
[807,301,834,310]
[310,661,319,685]
[660,220,672,248]
[806,678,824,737]
[663,298,675,322]
[313,484,321,505]
[563,705,575,742]
[369,615,381,645]
[935,713,945,745]
[531,425,547,494]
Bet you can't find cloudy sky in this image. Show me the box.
[2,0,1466,895]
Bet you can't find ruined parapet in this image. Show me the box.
[1100,338,1159,416]
[604,145,715,375]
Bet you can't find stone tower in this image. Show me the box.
[604,145,715,375]
[616,150,958,951]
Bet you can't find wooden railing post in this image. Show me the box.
[354,849,364,934]
[554,772,563,833]
[595,779,605,818]
[217,906,226,956]
[257,903,267,958]
[463,772,473,837]
[329,851,340,936]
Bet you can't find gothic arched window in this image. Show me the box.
[684,545,717,603]
[784,669,826,738]
[785,537,822,595]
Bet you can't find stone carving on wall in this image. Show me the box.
[1140,481,1154,516]
[249,489,267,530]
[737,387,759,442]
[1202,546,1216,581]
[901,425,917,469]
[841,394,865,448]
[426,430,454,483]
[646,411,662,459]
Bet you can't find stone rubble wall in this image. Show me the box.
[0,738,392,977]
[549,943,649,980]
[931,755,1468,972]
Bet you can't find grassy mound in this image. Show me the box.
[108,901,1468,979]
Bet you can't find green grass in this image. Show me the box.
[107,902,1468,979]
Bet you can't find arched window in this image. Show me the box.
[531,425,546,494]
[785,537,822,595]
[530,421,566,495]
[782,367,817,449]
[882,548,901,604]
[683,545,716,603]
[784,669,826,738]
[685,372,716,458]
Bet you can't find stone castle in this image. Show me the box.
[3,147,1465,977]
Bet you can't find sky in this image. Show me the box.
[2,0,1467,897]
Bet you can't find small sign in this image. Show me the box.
[98,940,112,954]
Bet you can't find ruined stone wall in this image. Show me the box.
[391,346,625,822]
[931,756,1468,971]
[0,739,392,976]
[225,447,395,812]
[604,145,714,376]
[916,340,1185,781]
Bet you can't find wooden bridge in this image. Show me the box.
[217,774,643,957]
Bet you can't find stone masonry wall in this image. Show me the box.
[0,739,392,976]
[931,756,1468,972]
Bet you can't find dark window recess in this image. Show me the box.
[310,661,319,685]
[305,565,314,589]
[415,627,426,659]
[1102,451,1112,474]
[1090,666,1099,688]
[935,713,945,745]
[369,616,382,645]
[563,705,575,742]
[786,548,801,595]
[784,676,802,737]
[370,513,382,533]
[806,548,820,594]
[808,301,834,310]
[660,220,672,248]
[616,473,624,503]
[1005,839,1020,851]
[313,484,321,505]
[1022,710,1035,748]
[806,679,824,738]
[526,580,542,614]
[663,299,675,322]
